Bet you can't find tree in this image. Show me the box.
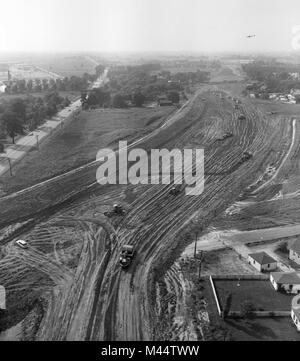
[86,88,111,108]
[2,111,24,144]
[132,92,145,107]
[81,92,88,106]
[241,300,256,319]
[95,64,105,77]
[112,93,127,108]
[223,292,233,318]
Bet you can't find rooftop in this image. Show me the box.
[271,272,300,285]
[248,252,277,265]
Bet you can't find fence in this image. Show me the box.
[209,275,290,319]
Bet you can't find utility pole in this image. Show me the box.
[36,135,39,150]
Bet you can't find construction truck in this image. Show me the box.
[119,245,135,268]
[104,203,125,218]
[238,115,246,120]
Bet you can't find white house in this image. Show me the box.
[0,81,6,93]
[291,294,300,331]
[270,272,300,294]
[289,240,300,265]
[248,252,278,272]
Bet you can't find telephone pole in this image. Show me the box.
[36,135,39,150]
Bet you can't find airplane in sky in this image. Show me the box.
[246,34,256,38]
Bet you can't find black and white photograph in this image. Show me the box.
[1,0,300,347]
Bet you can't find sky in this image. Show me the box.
[0,0,300,53]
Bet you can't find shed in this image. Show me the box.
[248,252,277,272]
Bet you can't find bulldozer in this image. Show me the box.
[104,203,126,218]
[119,245,135,268]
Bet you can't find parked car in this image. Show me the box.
[15,239,28,249]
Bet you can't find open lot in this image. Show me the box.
[32,55,98,77]
[214,279,294,312]
[0,106,174,194]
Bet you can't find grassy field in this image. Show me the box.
[225,317,300,341]
[214,279,294,312]
[0,106,175,194]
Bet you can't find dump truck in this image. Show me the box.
[119,245,135,268]
[104,203,126,218]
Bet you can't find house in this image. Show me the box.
[270,272,300,294]
[157,96,173,107]
[289,240,300,265]
[291,294,300,331]
[248,252,278,272]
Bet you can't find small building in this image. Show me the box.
[248,252,278,272]
[291,294,300,331]
[157,96,173,107]
[289,240,300,265]
[270,272,300,294]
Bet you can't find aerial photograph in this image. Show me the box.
[1,0,300,347]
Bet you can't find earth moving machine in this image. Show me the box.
[242,151,253,161]
[104,203,125,218]
[238,115,246,120]
[216,132,233,141]
[119,245,135,268]
[169,184,182,195]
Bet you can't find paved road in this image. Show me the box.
[0,99,81,177]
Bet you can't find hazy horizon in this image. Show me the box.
[0,0,300,54]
